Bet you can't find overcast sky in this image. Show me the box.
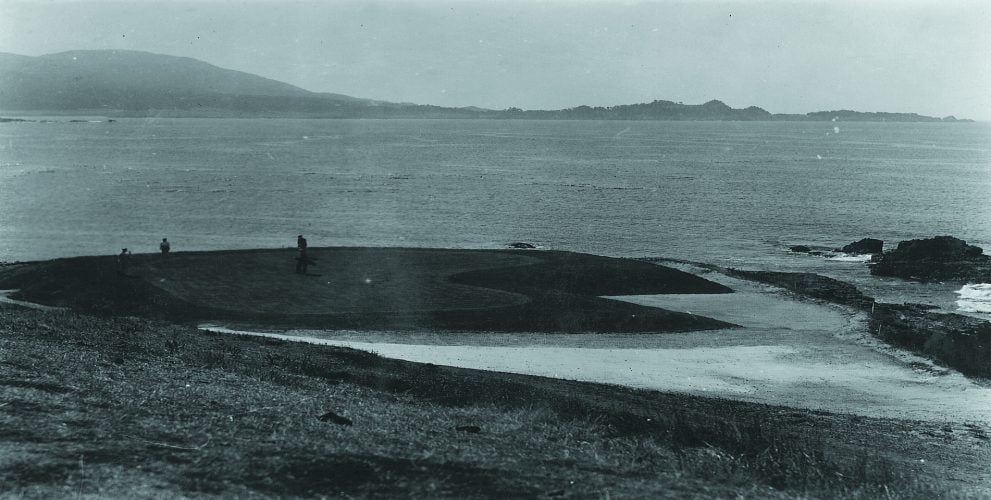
[2,0,989,119]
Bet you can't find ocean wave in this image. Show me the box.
[825,253,874,263]
[955,283,991,315]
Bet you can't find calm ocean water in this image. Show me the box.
[1,118,989,317]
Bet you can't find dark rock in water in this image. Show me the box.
[788,245,837,256]
[888,236,982,260]
[455,425,482,433]
[839,238,883,254]
[509,242,536,249]
[318,410,353,426]
[871,236,991,281]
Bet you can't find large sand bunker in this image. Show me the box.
[206,268,991,425]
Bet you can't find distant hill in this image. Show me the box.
[507,99,774,121]
[0,50,479,118]
[0,50,970,121]
[802,110,968,123]
[512,100,968,122]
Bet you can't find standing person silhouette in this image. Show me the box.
[295,235,308,274]
[159,238,171,256]
[117,248,130,275]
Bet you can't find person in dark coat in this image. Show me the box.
[295,235,308,274]
[159,238,171,256]
[117,248,130,275]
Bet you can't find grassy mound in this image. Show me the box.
[0,248,735,333]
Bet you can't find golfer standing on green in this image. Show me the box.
[295,235,308,274]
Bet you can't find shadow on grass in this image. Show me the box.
[1,462,74,487]
[181,453,537,498]
[0,379,75,394]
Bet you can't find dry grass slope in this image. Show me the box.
[2,306,987,498]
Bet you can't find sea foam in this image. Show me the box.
[955,283,991,315]
[825,253,874,263]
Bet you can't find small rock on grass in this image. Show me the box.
[318,411,353,426]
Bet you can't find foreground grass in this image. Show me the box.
[1,307,988,498]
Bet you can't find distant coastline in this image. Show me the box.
[0,108,975,122]
[0,50,973,122]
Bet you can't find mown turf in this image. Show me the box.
[0,248,735,332]
[2,306,988,498]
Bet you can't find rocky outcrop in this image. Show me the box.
[838,238,883,255]
[870,236,991,281]
[787,245,836,257]
[868,303,991,378]
[723,270,874,309]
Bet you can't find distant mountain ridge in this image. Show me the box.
[518,100,967,122]
[0,50,401,117]
[0,50,971,121]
